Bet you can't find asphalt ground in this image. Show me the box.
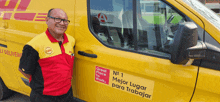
[0,93,30,102]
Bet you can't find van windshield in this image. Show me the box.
[183,0,220,30]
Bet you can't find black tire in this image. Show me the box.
[0,78,14,100]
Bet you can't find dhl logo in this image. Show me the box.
[0,0,47,21]
[44,47,53,54]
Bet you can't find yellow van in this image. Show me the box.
[0,0,220,101]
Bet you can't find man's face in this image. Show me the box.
[46,9,68,35]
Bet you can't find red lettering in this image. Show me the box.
[0,49,3,53]
[7,51,10,55]
[0,0,18,11]
[1,49,22,57]
[18,53,22,57]
[11,51,15,56]
[17,0,31,11]
[14,52,17,57]
[38,13,47,15]
[4,50,7,54]
[46,50,52,53]
[3,13,12,20]
[14,13,36,21]
[8,51,11,56]
[7,51,11,56]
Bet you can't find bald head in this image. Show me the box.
[48,8,68,18]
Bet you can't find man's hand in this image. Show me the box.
[18,68,31,79]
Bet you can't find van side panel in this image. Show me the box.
[74,0,198,101]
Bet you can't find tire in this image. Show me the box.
[0,78,14,100]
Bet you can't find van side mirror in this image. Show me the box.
[187,42,220,65]
[170,22,198,64]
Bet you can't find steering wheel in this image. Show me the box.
[167,15,175,24]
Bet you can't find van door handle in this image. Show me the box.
[3,22,8,29]
[78,51,97,58]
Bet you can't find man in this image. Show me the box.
[18,8,76,102]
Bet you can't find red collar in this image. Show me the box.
[45,29,69,44]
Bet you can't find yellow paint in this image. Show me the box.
[4,0,10,6]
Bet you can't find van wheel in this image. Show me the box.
[0,78,14,100]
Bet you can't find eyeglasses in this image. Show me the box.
[48,16,70,24]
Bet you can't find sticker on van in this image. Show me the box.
[95,66,154,100]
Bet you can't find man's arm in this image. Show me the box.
[18,68,31,79]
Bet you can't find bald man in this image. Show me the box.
[19,8,76,102]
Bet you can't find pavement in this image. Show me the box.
[0,93,30,102]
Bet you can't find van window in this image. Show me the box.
[89,0,197,57]
[137,0,187,55]
[90,0,134,50]
[205,32,220,48]
[183,0,220,30]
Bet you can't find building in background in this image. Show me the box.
[199,0,220,15]
[140,0,220,15]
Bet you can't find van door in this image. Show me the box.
[0,2,8,49]
[191,31,220,102]
[0,0,23,93]
[74,0,203,101]
[0,13,7,65]
[0,2,8,67]
[0,20,6,49]
[179,0,220,101]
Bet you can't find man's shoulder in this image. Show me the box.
[66,34,75,42]
[26,32,48,50]
[27,32,47,45]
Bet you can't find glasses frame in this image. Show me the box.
[48,16,70,24]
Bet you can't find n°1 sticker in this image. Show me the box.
[94,66,154,100]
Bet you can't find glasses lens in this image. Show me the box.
[63,21,67,24]
[54,18,61,22]
[63,20,70,24]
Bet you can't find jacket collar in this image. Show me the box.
[45,28,69,44]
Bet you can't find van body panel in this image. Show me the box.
[175,0,220,101]
[74,0,199,101]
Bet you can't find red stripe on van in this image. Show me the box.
[36,16,46,18]
[17,0,31,11]
[35,19,46,21]
[3,13,12,20]
[0,0,18,11]
[38,13,47,15]
[14,13,36,21]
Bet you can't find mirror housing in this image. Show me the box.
[170,22,198,64]
[187,41,206,59]
[188,42,220,63]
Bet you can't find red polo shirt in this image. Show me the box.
[19,29,75,96]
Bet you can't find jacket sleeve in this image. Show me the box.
[19,44,39,75]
